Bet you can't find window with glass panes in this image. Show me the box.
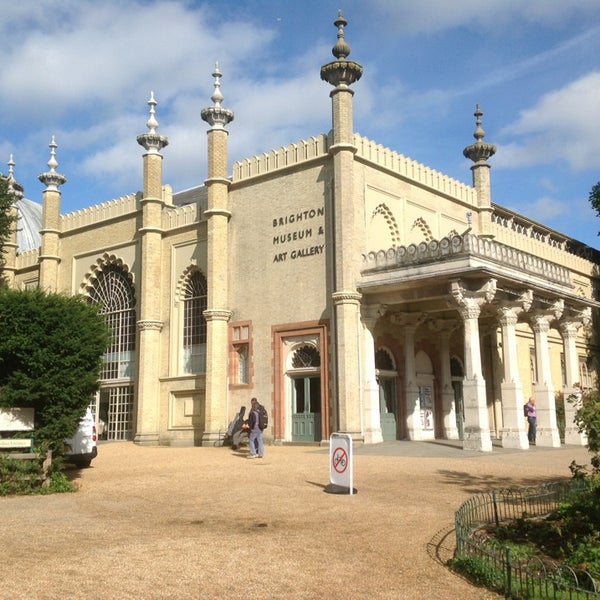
[231,322,251,385]
[183,270,207,374]
[89,264,136,380]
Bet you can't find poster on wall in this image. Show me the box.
[419,385,434,431]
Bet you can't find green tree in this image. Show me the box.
[589,181,600,225]
[0,288,110,452]
[0,176,18,285]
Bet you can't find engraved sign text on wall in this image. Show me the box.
[272,207,325,263]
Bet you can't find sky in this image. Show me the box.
[1,0,600,248]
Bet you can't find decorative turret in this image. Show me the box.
[201,63,234,130]
[134,92,168,446]
[320,10,363,89]
[7,155,24,201]
[3,155,19,288]
[38,137,65,292]
[463,104,496,165]
[463,105,496,231]
[321,12,365,439]
[200,64,234,446]
[38,136,66,191]
[137,91,169,155]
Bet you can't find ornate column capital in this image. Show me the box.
[449,278,496,320]
[137,319,164,332]
[203,309,232,322]
[332,291,362,306]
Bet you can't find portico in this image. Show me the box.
[359,233,596,451]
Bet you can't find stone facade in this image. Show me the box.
[6,13,599,451]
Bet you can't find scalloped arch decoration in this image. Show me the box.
[412,217,433,243]
[370,203,400,248]
[80,253,134,298]
[175,265,207,303]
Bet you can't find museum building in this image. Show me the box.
[4,13,599,452]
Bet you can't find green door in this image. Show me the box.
[379,377,397,440]
[292,376,321,442]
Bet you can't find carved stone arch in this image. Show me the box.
[450,356,464,378]
[371,203,400,247]
[175,265,207,305]
[287,342,321,371]
[415,350,433,375]
[375,347,396,371]
[412,217,433,243]
[80,252,134,299]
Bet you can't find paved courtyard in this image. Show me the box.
[0,440,590,599]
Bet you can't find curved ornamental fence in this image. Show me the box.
[454,480,599,599]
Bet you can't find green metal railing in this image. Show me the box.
[454,480,599,599]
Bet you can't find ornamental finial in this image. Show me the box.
[320,12,363,88]
[7,154,23,200]
[463,104,496,164]
[137,92,169,154]
[332,10,351,59]
[211,63,224,107]
[146,91,159,134]
[201,63,234,130]
[38,136,67,191]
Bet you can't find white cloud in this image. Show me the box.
[370,0,600,34]
[0,1,272,122]
[495,72,600,171]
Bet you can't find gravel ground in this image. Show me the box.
[0,441,590,600]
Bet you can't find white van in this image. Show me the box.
[63,408,98,468]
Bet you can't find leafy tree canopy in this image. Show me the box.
[0,288,110,451]
[589,181,600,228]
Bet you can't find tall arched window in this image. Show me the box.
[88,262,136,441]
[89,264,136,380]
[183,270,207,374]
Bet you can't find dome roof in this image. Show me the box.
[15,197,42,252]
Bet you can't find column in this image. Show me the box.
[361,306,383,444]
[498,305,528,449]
[438,324,459,440]
[559,311,589,446]
[450,279,493,451]
[395,313,423,440]
[321,13,364,440]
[134,93,168,445]
[530,305,562,447]
[200,66,234,445]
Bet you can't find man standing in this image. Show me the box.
[247,397,266,459]
[525,397,537,445]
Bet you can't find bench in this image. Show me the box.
[0,408,52,488]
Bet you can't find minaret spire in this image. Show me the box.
[463,104,496,164]
[320,10,363,88]
[7,154,23,201]
[38,136,67,191]
[199,63,234,445]
[201,63,234,130]
[137,92,169,154]
[463,104,496,229]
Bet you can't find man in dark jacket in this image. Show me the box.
[247,397,265,459]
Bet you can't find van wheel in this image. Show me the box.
[76,459,92,468]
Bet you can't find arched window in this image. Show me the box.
[291,345,320,369]
[183,270,207,374]
[89,264,136,380]
[375,348,395,371]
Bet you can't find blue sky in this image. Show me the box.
[2,0,600,247]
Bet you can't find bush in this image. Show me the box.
[0,288,110,453]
